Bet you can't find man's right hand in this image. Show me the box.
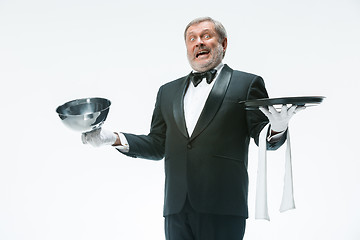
[82,128,118,147]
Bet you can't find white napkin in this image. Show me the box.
[255,124,295,220]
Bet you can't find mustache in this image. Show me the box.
[193,46,211,55]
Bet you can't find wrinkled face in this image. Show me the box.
[185,21,227,72]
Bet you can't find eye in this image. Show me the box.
[187,36,195,42]
[204,34,210,39]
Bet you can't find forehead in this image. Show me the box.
[186,21,216,36]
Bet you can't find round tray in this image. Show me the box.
[240,96,325,110]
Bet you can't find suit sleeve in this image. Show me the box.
[246,76,286,150]
[117,86,166,160]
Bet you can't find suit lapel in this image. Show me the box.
[173,75,190,138]
[190,64,233,140]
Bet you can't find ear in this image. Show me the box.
[222,38,228,58]
[222,38,228,51]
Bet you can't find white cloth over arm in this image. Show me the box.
[255,123,295,220]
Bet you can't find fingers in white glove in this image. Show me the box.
[259,106,271,118]
[82,128,117,147]
[259,104,305,133]
[280,105,288,118]
[268,105,281,115]
[81,132,87,144]
[287,105,306,117]
[294,105,306,113]
[287,105,297,116]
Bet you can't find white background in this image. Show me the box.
[1,0,359,239]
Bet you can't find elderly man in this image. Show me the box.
[83,17,299,240]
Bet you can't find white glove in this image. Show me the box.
[259,105,305,132]
[81,128,117,147]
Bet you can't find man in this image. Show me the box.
[83,17,300,240]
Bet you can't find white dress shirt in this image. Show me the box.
[183,63,224,136]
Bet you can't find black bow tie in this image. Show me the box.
[189,69,217,87]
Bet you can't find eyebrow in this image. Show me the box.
[186,28,212,37]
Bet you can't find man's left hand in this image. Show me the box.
[259,105,305,133]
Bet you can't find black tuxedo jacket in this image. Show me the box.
[120,64,286,218]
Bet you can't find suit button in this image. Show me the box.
[187,143,192,149]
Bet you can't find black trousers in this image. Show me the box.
[164,197,246,240]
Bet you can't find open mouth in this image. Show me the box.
[196,50,210,58]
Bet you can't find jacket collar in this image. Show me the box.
[173,64,233,139]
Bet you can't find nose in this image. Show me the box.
[194,37,204,47]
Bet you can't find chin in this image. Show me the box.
[189,59,216,72]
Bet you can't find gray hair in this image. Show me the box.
[184,17,227,43]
